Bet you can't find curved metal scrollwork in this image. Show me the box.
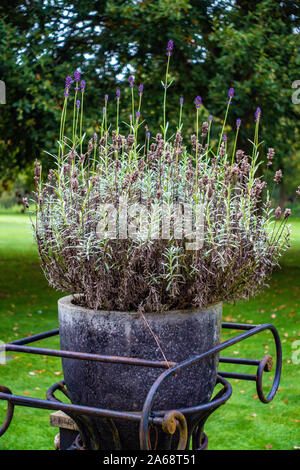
[255,325,282,403]
[0,322,283,450]
[47,380,101,450]
[46,380,122,450]
[162,410,188,450]
[0,386,14,437]
[256,354,278,403]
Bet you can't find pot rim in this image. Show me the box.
[58,294,222,319]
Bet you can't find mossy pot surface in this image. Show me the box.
[58,295,222,449]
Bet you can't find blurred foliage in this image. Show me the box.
[0,0,299,199]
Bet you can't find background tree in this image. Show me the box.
[0,0,299,202]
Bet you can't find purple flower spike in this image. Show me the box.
[129,114,132,122]
[93,133,98,143]
[138,84,143,96]
[195,96,202,109]
[255,107,261,122]
[180,97,184,106]
[76,99,80,109]
[104,94,109,103]
[116,89,121,100]
[64,87,69,98]
[129,75,134,88]
[74,70,80,82]
[136,111,140,119]
[74,86,79,92]
[65,75,73,88]
[166,40,174,56]
[209,115,213,122]
[228,87,234,98]
[236,118,241,129]
[102,107,106,115]
[223,134,227,142]
[146,131,150,139]
[80,80,86,92]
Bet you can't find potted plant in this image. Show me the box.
[26,41,292,450]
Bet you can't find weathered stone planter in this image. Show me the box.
[58,295,222,449]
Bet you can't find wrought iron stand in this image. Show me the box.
[0,321,282,450]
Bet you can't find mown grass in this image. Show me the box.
[0,211,299,450]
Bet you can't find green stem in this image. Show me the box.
[72,90,78,147]
[163,54,171,140]
[231,126,240,164]
[217,99,231,155]
[80,92,84,155]
[59,98,68,161]
[131,87,135,128]
[195,108,199,193]
[178,104,183,130]
[116,98,120,136]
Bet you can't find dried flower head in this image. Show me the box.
[274,169,283,184]
[275,206,282,219]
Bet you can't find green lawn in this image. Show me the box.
[0,212,299,450]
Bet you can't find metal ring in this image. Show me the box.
[0,386,14,437]
[256,326,282,403]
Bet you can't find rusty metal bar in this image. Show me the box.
[5,343,176,369]
[0,389,162,424]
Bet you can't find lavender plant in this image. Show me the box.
[28,42,293,313]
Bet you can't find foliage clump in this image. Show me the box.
[28,43,292,313]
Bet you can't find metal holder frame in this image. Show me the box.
[0,321,282,450]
